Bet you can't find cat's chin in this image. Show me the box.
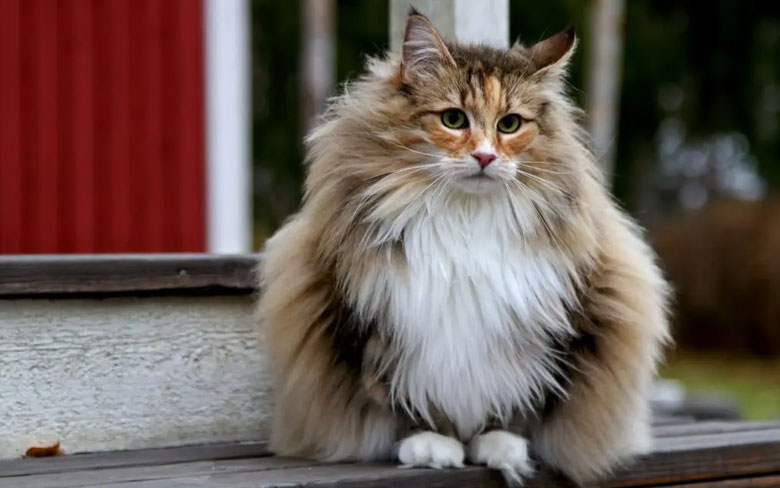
[452,174,503,194]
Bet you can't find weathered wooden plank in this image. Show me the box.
[0,254,258,296]
[0,441,268,478]
[2,456,315,488]
[3,423,777,479]
[17,464,507,488]
[3,422,771,478]
[0,296,270,460]
[651,415,696,426]
[653,421,780,438]
[6,427,779,488]
[660,475,780,487]
[601,428,780,487]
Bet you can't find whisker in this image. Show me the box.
[506,159,579,176]
[523,166,578,176]
[531,199,566,251]
[428,173,452,208]
[502,181,528,245]
[380,139,443,159]
[515,169,567,196]
[320,128,445,159]
[419,172,451,202]
[509,177,569,229]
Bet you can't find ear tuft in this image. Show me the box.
[400,9,455,85]
[529,27,577,71]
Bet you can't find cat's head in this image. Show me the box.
[379,8,579,195]
[306,8,590,234]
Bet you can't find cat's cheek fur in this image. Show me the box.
[498,122,538,156]
[425,122,476,156]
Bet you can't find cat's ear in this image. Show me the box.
[400,8,456,85]
[528,27,577,76]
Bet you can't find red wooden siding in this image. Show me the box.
[0,0,205,253]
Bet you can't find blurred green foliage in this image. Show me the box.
[617,1,780,207]
[252,0,303,239]
[252,0,779,246]
[663,351,780,420]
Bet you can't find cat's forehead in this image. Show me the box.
[445,43,536,77]
[418,43,538,113]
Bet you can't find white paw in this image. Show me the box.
[468,431,533,485]
[397,432,465,469]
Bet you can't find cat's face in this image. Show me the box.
[410,68,541,194]
[391,12,576,195]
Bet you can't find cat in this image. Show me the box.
[258,8,670,485]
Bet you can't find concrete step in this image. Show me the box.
[0,254,267,460]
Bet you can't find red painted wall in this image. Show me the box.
[0,0,205,253]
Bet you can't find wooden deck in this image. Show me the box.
[2,256,778,486]
[3,420,779,488]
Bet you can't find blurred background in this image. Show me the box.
[0,0,778,419]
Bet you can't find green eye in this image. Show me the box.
[497,114,522,133]
[441,109,469,130]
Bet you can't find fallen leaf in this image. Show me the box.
[24,441,64,458]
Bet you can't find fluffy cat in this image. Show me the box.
[258,8,670,485]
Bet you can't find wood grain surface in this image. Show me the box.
[0,254,259,296]
[2,422,778,488]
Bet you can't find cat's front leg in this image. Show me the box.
[530,232,669,485]
[397,431,465,469]
[468,430,534,484]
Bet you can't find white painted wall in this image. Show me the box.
[206,0,252,253]
[0,296,271,459]
[390,0,509,51]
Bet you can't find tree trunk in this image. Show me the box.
[300,0,335,132]
[587,0,625,180]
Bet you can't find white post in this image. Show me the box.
[587,0,625,178]
[205,0,251,253]
[390,0,509,51]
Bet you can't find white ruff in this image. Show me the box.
[355,190,580,439]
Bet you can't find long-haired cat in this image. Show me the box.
[259,8,670,485]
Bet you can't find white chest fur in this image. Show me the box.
[357,193,579,439]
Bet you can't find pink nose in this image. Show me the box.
[472,151,497,168]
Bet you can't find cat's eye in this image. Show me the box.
[497,114,522,134]
[441,109,469,130]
